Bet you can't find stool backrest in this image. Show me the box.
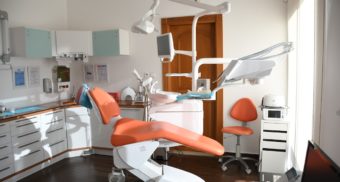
[230,98,257,122]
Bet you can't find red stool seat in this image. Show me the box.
[221,126,254,136]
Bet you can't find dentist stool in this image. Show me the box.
[220,98,258,174]
[80,87,224,182]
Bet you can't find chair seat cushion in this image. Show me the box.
[221,126,253,136]
[111,118,224,156]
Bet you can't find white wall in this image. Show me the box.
[67,0,287,154]
[320,0,340,166]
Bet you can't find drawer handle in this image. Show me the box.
[0,124,5,127]
[262,148,286,152]
[0,134,7,138]
[0,145,8,150]
[17,131,39,138]
[18,140,40,149]
[46,119,64,125]
[0,156,9,161]
[16,122,37,128]
[263,139,286,143]
[0,167,10,173]
[46,111,62,115]
[47,127,64,134]
[16,117,37,123]
[263,130,287,133]
[25,149,41,157]
[50,140,65,147]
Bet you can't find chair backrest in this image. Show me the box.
[88,87,121,125]
[230,98,257,122]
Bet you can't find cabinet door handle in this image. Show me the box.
[263,139,286,143]
[50,140,65,147]
[18,140,40,149]
[17,131,39,138]
[16,117,37,123]
[0,124,5,127]
[0,167,10,173]
[25,150,40,157]
[16,122,37,128]
[262,148,286,152]
[0,134,7,139]
[263,130,287,133]
[46,127,64,134]
[0,156,9,161]
[46,119,63,125]
[0,145,8,150]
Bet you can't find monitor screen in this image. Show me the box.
[301,141,340,182]
[157,33,174,61]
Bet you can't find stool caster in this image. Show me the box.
[245,168,252,174]
[221,165,228,171]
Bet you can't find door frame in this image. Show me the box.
[161,14,224,143]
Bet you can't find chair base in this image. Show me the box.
[219,155,257,174]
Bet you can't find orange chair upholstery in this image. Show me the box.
[220,98,258,174]
[89,87,224,156]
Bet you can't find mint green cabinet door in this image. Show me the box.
[93,30,119,56]
[25,28,52,58]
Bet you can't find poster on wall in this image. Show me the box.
[12,66,27,88]
[96,64,108,82]
[28,66,40,87]
[84,64,95,82]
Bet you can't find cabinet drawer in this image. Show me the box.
[11,117,40,136]
[41,110,65,124]
[13,140,41,160]
[12,130,41,146]
[44,140,67,158]
[0,154,14,170]
[43,119,65,133]
[45,127,66,144]
[0,164,14,180]
[0,123,10,134]
[65,107,88,116]
[260,150,287,173]
[0,144,12,157]
[262,132,287,141]
[261,141,286,150]
[0,132,11,145]
[263,123,288,132]
[14,149,44,172]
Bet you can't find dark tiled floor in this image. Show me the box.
[20,154,259,182]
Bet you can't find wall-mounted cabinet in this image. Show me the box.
[93,29,129,56]
[54,30,93,56]
[10,27,52,58]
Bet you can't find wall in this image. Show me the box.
[67,0,287,154]
[0,0,84,109]
[320,0,340,166]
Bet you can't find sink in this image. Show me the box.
[149,91,181,105]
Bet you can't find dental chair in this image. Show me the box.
[78,86,224,182]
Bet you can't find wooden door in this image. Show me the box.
[161,15,224,143]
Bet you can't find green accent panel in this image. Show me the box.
[25,28,52,58]
[93,30,119,56]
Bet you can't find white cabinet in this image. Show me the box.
[10,116,44,172]
[259,120,289,175]
[0,122,14,181]
[54,30,93,56]
[40,110,67,159]
[65,107,92,150]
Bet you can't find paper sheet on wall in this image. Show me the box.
[12,66,26,88]
[84,64,95,82]
[96,64,108,82]
[28,66,40,87]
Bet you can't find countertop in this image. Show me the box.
[0,99,148,123]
